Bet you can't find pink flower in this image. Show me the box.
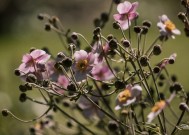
[18,49,50,75]
[113,1,139,30]
[115,84,142,110]
[157,15,181,39]
[73,50,96,82]
[91,63,114,81]
[57,75,69,89]
[53,75,69,94]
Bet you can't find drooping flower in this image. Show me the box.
[113,1,139,30]
[73,50,96,82]
[77,96,104,119]
[18,49,51,75]
[115,84,142,110]
[157,15,181,39]
[157,53,177,69]
[91,63,114,81]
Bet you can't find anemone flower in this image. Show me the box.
[91,63,114,81]
[73,50,96,82]
[18,49,50,75]
[113,1,139,30]
[115,84,142,110]
[157,14,181,39]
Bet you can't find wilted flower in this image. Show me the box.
[115,84,142,110]
[157,14,181,39]
[73,50,96,82]
[18,49,50,75]
[77,96,104,119]
[113,1,139,30]
[91,63,114,81]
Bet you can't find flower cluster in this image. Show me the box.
[2,1,189,135]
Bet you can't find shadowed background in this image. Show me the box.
[0,0,189,134]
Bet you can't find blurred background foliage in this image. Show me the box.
[0,0,189,135]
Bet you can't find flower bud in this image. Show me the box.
[101,12,109,22]
[26,74,37,83]
[142,20,152,28]
[173,82,182,92]
[2,109,8,117]
[109,39,118,50]
[62,57,73,68]
[19,93,27,102]
[134,26,142,33]
[121,39,130,48]
[108,121,119,132]
[114,80,125,89]
[141,26,148,34]
[57,52,65,58]
[171,75,177,82]
[179,102,189,111]
[153,66,160,73]
[93,27,101,35]
[94,18,101,27]
[19,84,27,92]
[168,58,175,64]
[42,80,50,87]
[113,22,120,29]
[45,23,51,31]
[37,13,44,20]
[71,32,78,40]
[139,56,148,67]
[107,34,114,41]
[178,12,186,23]
[25,83,32,90]
[153,45,162,55]
[14,69,21,76]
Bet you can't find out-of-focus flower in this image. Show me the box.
[77,96,104,119]
[147,92,176,123]
[113,1,139,30]
[92,42,110,63]
[18,49,50,75]
[54,75,69,94]
[147,100,166,123]
[73,50,96,82]
[115,84,142,110]
[91,63,114,81]
[157,15,181,39]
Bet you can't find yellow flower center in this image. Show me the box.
[151,100,166,112]
[76,59,88,72]
[118,89,131,103]
[164,20,176,31]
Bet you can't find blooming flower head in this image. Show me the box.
[147,100,166,123]
[115,84,142,110]
[157,15,181,39]
[73,50,96,82]
[91,63,114,81]
[113,1,139,30]
[18,49,50,75]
